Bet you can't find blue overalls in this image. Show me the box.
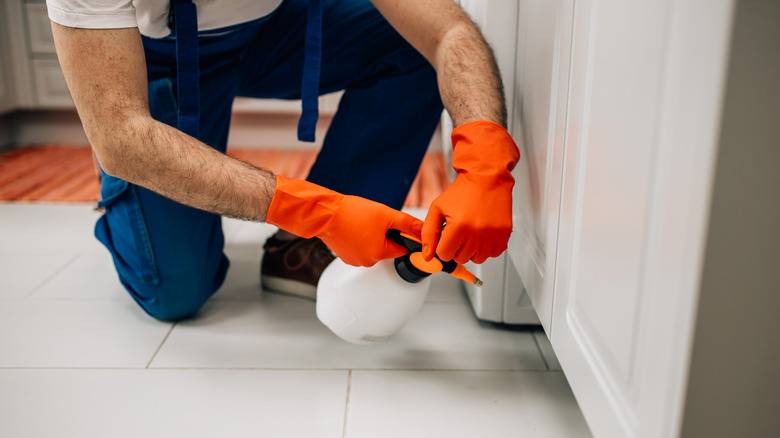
[94,0,443,321]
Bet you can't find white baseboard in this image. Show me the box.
[0,115,11,150]
[6,110,88,147]
[227,112,332,149]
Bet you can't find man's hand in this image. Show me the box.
[371,2,518,263]
[422,121,519,265]
[266,176,422,267]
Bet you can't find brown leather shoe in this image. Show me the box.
[261,235,335,300]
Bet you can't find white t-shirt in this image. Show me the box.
[46,0,285,38]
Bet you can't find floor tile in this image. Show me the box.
[0,249,77,299]
[0,368,348,438]
[150,293,545,371]
[0,300,172,368]
[0,203,589,437]
[212,247,265,300]
[221,216,246,245]
[346,370,592,437]
[224,220,277,249]
[29,251,127,300]
[0,204,100,253]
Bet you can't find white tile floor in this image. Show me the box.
[0,203,592,437]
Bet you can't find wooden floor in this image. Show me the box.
[0,145,448,208]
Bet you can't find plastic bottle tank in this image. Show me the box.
[316,257,431,344]
[316,229,481,345]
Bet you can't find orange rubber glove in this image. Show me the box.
[422,120,520,265]
[266,175,423,267]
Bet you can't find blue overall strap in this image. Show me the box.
[172,0,200,138]
[297,0,323,142]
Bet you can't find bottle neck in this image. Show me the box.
[393,252,433,283]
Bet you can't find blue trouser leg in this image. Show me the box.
[96,0,442,320]
[237,0,444,209]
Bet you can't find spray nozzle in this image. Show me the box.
[386,229,483,287]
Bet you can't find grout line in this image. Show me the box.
[25,297,127,302]
[145,323,177,369]
[531,329,551,371]
[342,370,353,438]
[0,366,151,370]
[114,367,552,372]
[22,252,82,299]
[0,366,565,374]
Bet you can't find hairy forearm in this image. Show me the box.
[435,22,506,128]
[51,24,275,222]
[371,0,506,128]
[96,115,276,222]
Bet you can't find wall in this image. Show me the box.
[681,0,780,436]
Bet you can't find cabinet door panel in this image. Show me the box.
[552,1,671,434]
[0,1,17,114]
[564,0,668,378]
[32,59,74,108]
[508,0,573,329]
[551,0,733,436]
[0,58,13,115]
[25,3,57,55]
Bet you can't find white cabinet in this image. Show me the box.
[0,67,13,116]
[24,2,57,54]
[0,0,71,110]
[0,34,13,144]
[0,39,15,116]
[24,1,74,108]
[507,0,573,329]
[547,0,733,435]
[509,0,780,436]
[31,59,74,107]
[0,0,21,114]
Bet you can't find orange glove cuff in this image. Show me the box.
[450,120,520,178]
[265,175,338,239]
[420,121,520,264]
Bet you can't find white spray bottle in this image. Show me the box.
[316,229,482,345]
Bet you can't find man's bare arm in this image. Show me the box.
[371,0,506,127]
[51,23,276,221]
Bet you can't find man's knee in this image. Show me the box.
[137,288,210,322]
[121,258,229,322]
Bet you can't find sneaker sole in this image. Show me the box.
[262,275,317,301]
